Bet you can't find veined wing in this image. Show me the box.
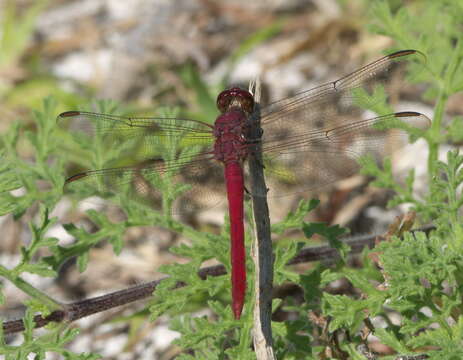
[259,50,425,129]
[59,111,224,213]
[254,111,430,197]
[64,151,227,215]
[252,50,428,196]
[57,111,214,137]
[57,111,214,160]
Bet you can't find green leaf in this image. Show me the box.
[374,327,409,353]
[0,151,21,191]
[322,293,366,332]
[302,222,349,260]
[274,241,305,284]
[300,266,322,303]
[272,199,319,234]
[20,263,57,277]
[11,205,59,277]
[77,252,89,273]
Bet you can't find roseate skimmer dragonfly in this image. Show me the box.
[58,50,430,319]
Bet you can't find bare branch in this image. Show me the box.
[1,226,433,335]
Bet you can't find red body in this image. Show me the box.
[213,89,254,319]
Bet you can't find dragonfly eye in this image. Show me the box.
[217,88,254,113]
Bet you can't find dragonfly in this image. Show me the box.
[58,49,430,319]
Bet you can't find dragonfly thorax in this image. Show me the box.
[213,110,249,163]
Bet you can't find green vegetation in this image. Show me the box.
[0,0,462,358]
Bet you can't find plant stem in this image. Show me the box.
[0,266,61,311]
[428,38,462,179]
[428,89,446,178]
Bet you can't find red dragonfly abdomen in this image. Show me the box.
[225,161,246,319]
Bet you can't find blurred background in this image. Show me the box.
[0,0,459,358]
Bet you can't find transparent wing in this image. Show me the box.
[57,111,214,161]
[64,154,226,215]
[255,112,430,197]
[59,111,225,214]
[254,50,429,196]
[260,50,424,127]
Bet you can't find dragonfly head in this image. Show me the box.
[217,87,254,114]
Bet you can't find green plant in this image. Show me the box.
[0,98,100,359]
[293,1,463,358]
[0,0,462,359]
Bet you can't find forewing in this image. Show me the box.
[57,111,214,165]
[259,50,425,130]
[254,50,429,196]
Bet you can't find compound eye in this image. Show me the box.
[217,90,231,113]
[239,94,254,113]
[216,87,255,113]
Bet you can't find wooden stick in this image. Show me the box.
[248,79,275,360]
